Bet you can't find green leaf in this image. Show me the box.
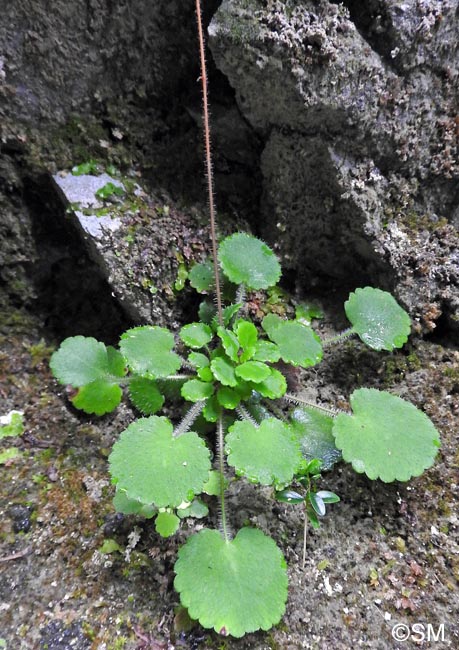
[218,233,281,290]
[261,313,283,338]
[188,352,209,369]
[306,506,320,529]
[333,388,440,482]
[109,416,211,507]
[235,320,258,350]
[198,300,216,324]
[295,303,323,325]
[290,408,341,470]
[217,387,241,409]
[222,303,242,327]
[203,395,221,422]
[174,527,288,637]
[211,356,237,387]
[129,377,164,415]
[99,539,123,554]
[275,489,304,504]
[113,489,156,518]
[266,321,322,368]
[0,411,24,439]
[252,368,286,399]
[0,448,20,464]
[50,336,119,387]
[181,379,214,402]
[177,498,209,519]
[316,490,340,504]
[345,287,411,351]
[252,341,281,363]
[106,346,127,376]
[217,327,239,362]
[71,159,99,175]
[308,492,326,516]
[226,418,301,488]
[120,326,181,378]
[189,262,215,293]
[202,470,225,496]
[71,380,122,415]
[235,361,271,383]
[95,181,125,200]
[156,512,180,537]
[197,366,213,382]
[180,323,213,349]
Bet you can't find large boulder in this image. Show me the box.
[209,0,459,332]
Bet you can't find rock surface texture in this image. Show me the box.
[209,0,459,333]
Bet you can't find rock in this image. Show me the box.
[9,504,33,533]
[209,0,459,332]
[52,170,213,328]
[39,621,91,650]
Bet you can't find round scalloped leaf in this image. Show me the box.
[252,368,287,399]
[252,341,281,363]
[188,352,209,369]
[107,346,127,377]
[211,357,237,387]
[120,326,181,378]
[235,320,258,349]
[290,407,342,470]
[189,262,214,293]
[174,527,288,637]
[235,361,271,383]
[218,233,281,290]
[129,377,164,415]
[109,416,211,507]
[50,336,114,387]
[217,386,241,409]
[71,380,122,415]
[179,323,213,349]
[226,418,301,488]
[266,321,322,367]
[333,388,440,482]
[181,379,214,402]
[345,287,411,351]
[155,512,180,537]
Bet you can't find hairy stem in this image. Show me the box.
[173,401,205,438]
[195,0,223,326]
[236,403,259,426]
[217,415,231,542]
[322,327,355,347]
[283,393,338,417]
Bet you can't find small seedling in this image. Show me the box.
[48,0,441,638]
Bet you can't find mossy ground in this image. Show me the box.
[1,297,457,650]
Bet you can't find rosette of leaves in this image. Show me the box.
[49,232,441,638]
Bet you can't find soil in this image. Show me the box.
[1,289,458,650]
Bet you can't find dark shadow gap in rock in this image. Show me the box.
[22,173,132,345]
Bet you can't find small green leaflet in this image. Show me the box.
[345,287,411,351]
[179,323,213,349]
[174,527,288,637]
[181,379,214,402]
[217,327,239,362]
[189,262,214,293]
[95,181,125,200]
[264,320,322,368]
[109,416,211,507]
[155,512,180,537]
[290,407,341,470]
[0,411,24,439]
[333,388,440,482]
[120,326,181,378]
[251,368,286,399]
[129,377,164,415]
[72,380,122,415]
[211,357,237,387]
[177,498,209,519]
[113,489,156,518]
[218,233,281,290]
[235,361,271,383]
[226,418,302,488]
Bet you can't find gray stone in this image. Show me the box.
[209,0,459,332]
[52,171,212,328]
